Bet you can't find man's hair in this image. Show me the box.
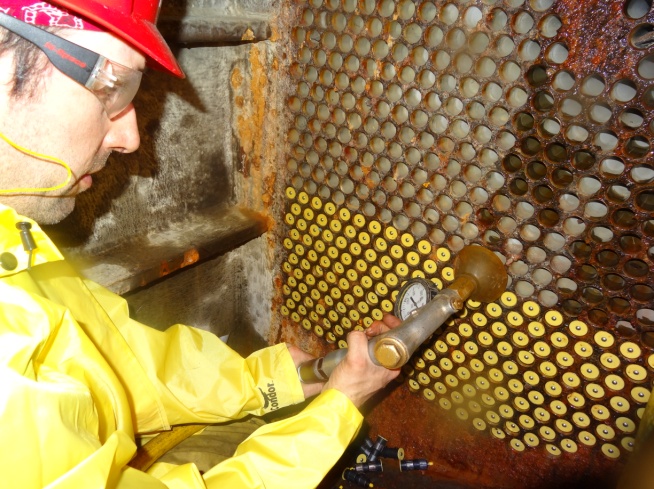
[0,26,53,100]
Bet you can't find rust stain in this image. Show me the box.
[315,384,624,489]
[241,27,255,42]
[266,1,311,344]
[235,45,268,176]
[181,248,199,268]
[231,67,243,89]
[556,0,635,78]
[248,45,268,172]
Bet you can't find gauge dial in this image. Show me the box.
[394,278,436,320]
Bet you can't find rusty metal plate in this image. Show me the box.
[279,0,654,486]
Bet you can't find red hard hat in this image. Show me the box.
[51,0,184,77]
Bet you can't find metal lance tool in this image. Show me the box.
[298,245,508,383]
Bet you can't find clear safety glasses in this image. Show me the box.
[0,12,142,118]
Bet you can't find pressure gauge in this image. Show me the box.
[394,278,439,320]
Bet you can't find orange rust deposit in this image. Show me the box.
[181,248,200,268]
[247,45,268,172]
[241,27,255,42]
[230,67,243,89]
[234,45,269,176]
[314,382,624,489]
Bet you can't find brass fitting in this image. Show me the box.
[373,337,409,369]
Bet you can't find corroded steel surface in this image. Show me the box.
[278,0,654,486]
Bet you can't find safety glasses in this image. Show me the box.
[0,12,142,118]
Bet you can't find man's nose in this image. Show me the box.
[104,104,140,154]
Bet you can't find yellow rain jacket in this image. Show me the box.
[0,204,363,489]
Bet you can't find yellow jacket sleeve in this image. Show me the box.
[88,283,364,489]
[151,389,363,489]
[86,281,306,426]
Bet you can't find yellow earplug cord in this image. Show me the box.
[0,129,72,194]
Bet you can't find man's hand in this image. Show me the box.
[322,314,402,408]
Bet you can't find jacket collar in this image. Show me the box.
[0,204,64,277]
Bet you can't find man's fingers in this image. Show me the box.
[346,330,369,351]
[365,321,386,337]
[382,313,402,328]
[365,314,403,337]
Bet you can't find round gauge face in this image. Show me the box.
[395,279,432,320]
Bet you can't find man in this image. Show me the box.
[0,1,399,488]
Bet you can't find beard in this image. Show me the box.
[2,150,112,225]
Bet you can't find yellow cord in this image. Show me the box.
[0,129,72,194]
